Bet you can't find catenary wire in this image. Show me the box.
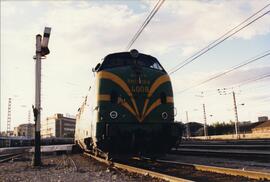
[181,73,270,98]
[169,7,270,75]
[175,50,270,94]
[168,3,270,73]
[126,0,165,51]
[238,73,270,87]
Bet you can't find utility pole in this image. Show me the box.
[185,111,190,138]
[6,98,12,136]
[195,93,208,139]
[232,91,240,139]
[203,104,208,139]
[218,88,240,139]
[32,27,51,166]
[27,110,31,138]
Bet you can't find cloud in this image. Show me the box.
[1,1,270,128]
[170,64,270,101]
[133,1,270,55]
[210,65,270,87]
[248,94,270,102]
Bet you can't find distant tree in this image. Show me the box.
[208,121,235,135]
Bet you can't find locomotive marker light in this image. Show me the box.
[32,27,51,166]
[110,111,118,119]
[162,112,168,120]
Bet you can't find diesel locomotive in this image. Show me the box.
[75,49,182,158]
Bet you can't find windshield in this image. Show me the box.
[99,52,165,72]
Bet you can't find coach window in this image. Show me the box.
[110,91,118,104]
[160,92,167,104]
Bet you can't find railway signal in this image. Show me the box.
[32,27,51,166]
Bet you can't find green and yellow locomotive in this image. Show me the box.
[75,49,182,158]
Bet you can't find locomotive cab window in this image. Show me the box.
[150,62,163,71]
[160,92,167,104]
[99,52,166,73]
[110,91,118,104]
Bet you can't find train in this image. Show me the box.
[0,137,73,148]
[75,49,182,159]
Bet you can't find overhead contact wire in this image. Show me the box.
[169,5,270,75]
[126,2,159,50]
[168,3,270,73]
[176,50,270,94]
[126,0,165,51]
[238,73,270,87]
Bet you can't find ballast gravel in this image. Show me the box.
[0,154,164,182]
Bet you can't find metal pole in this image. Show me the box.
[33,34,42,166]
[185,111,190,138]
[232,91,240,139]
[7,98,12,136]
[203,104,208,139]
[28,110,31,138]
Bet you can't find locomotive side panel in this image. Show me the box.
[75,83,97,148]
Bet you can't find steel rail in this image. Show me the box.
[173,148,270,155]
[83,152,193,182]
[0,153,24,163]
[170,148,270,160]
[156,159,270,181]
[179,144,270,148]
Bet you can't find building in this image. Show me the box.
[41,113,76,138]
[258,116,268,122]
[0,131,14,137]
[13,123,35,138]
[252,120,270,134]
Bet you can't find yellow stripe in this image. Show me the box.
[143,96,174,120]
[117,97,137,117]
[121,102,137,117]
[142,74,170,117]
[98,71,139,116]
[98,94,111,101]
[97,72,172,122]
[98,95,137,117]
[98,71,132,96]
[144,99,161,120]
[167,96,174,103]
[142,99,150,118]
[147,75,170,97]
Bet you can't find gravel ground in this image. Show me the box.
[0,154,164,182]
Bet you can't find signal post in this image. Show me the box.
[32,27,51,166]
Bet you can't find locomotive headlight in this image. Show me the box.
[130,49,139,58]
[110,111,118,119]
[162,112,168,120]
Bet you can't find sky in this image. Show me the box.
[1,0,270,131]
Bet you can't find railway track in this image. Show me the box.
[179,144,270,150]
[0,144,74,164]
[154,158,270,181]
[83,152,270,182]
[183,139,270,145]
[172,141,270,162]
[83,152,192,182]
[170,148,270,161]
[0,152,24,163]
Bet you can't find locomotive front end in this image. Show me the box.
[94,50,182,157]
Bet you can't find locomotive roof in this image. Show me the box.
[98,51,165,72]
[104,52,158,62]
